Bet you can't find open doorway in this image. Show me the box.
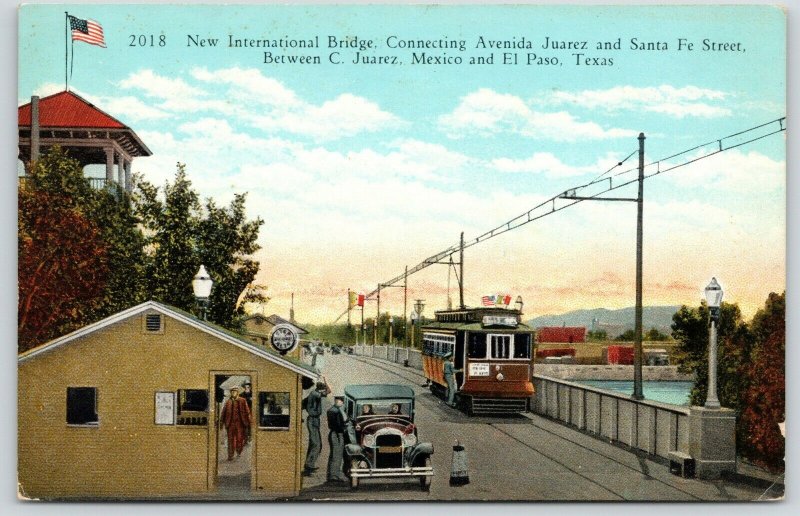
[214,374,253,491]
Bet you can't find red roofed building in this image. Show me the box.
[18,91,151,191]
[537,326,586,344]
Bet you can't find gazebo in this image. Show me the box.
[18,91,151,192]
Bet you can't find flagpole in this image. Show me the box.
[64,12,68,90]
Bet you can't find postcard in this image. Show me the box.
[17,3,785,502]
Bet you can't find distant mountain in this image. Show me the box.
[528,306,680,336]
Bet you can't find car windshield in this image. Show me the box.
[355,400,411,418]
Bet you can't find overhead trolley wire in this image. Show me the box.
[333,117,785,322]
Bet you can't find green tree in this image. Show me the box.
[615,329,636,341]
[671,301,749,408]
[645,327,669,341]
[135,164,264,329]
[587,329,608,342]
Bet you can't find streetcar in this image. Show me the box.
[421,306,535,415]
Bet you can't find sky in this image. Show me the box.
[18,4,786,324]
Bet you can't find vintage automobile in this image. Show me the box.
[343,384,434,490]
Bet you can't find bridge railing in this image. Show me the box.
[532,375,691,460]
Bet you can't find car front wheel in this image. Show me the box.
[419,457,432,491]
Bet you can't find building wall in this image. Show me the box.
[18,309,303,499]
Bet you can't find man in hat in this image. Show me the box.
[303,377,329,475]
[220,386,251,460]
[326,395,349,482]
[443,353,462,407]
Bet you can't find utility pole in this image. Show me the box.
[556,132,647,399]
[403,266,408,348]
[459,231,465,309]
[376,285,381,346]
[632,132,646,400]
[347,288,351,326]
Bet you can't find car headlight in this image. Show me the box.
[403,433,417,446]
[362,434,375,447]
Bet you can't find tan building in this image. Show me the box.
[18,301,317,500]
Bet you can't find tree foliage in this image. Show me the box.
[18,187,108,351]
[671,292,785,472]
[738,292,785,471]
[134,164,264,329]
[18,150,263,350]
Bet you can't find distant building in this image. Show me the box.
[242,313,309,350]
[18,301,317,499]
[537,326,586,344]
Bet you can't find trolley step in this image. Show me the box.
[469,397,528,415]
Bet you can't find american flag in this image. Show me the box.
[69,16,106,48]
[481,295,495,306]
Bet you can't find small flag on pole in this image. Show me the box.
[69,15,106,48]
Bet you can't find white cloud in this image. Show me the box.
[542,85,731,118]
[662,148,784,192]
[439,88,636,141]
[492,151,625,178]
[191,67,403,140]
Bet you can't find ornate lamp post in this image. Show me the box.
[704,277,723,409]
[389,316,394,345]
[191,265,213,320]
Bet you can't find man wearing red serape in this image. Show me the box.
[220,386,251,460]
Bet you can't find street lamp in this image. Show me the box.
[704,277,723,409]
[389,316,394,345]
[192,265,213,320]
[410,311,418,349]
[373,318,377,346]
[362,323,367,347]
[515,296,524,313]
[413,300,425,349]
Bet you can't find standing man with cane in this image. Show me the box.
[303,376,329,476]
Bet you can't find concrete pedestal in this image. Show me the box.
[688,406,737,479]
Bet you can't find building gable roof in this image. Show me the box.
[243,313,309,334]
[18,301,318,379]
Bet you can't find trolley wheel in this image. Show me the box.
[350,460,360,489]
[419,457,432,491]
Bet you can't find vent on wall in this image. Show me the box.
[145,314,163,332]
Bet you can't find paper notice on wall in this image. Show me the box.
[155,392,175,425]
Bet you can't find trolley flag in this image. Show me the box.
[481,294,512,306]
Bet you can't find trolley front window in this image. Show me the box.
[490,335,511,359]
[513,334,532,359]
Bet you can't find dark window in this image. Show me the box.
[176,389,209,426]
[259,392,290,429]
[513,334,532,359]
[67,387,98,425]
[145,314,162,332]
[468,333,487,358]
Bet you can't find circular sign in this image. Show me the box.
[270,324,298,354]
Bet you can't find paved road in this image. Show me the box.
[296,353,783,501]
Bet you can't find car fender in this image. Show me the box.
[345,443,366,459]
[406,441,434,465]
